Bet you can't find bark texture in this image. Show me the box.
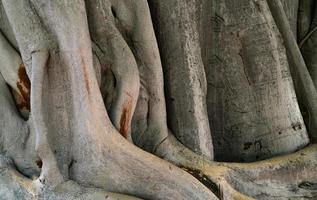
[195,0,309,162]
[0,0,316,199]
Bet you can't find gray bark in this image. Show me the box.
[0,0,316,199]
[196,0,309,162]
[149,0,213,159]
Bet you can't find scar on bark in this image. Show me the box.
[181,166,221,198]
[12,64,30,111]
[119,96,133,139]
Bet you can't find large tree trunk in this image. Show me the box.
[0,0,316,199]
[195,0,308,162]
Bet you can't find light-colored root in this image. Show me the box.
[31,51,63,189]
[155,134,317,199]
[85,0,140,141]
[24,2,218,199]
[155,134,247,199]
[70,131,219,200]
[0,156,143,200]
[218,144,317,199]
[121,0,171,151]
[107,36,140,141]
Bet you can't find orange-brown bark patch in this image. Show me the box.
[14,64,30,111]
[13,90,29,111]
[119,97,133,139]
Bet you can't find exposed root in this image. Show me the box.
[19,1,218,199]
[155,134,317,199]
[0,160,143,200]
[1,1,316,200]
[85,0,140,141]
[31,51,63,189]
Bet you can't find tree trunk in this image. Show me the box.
[0,0,316,199]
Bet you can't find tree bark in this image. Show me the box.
[0,0,316,199]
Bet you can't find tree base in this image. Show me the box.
[2,144,317,199]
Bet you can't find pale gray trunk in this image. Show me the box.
[199,0,309,162]
[0,0,316,199]
[149,0,213,159]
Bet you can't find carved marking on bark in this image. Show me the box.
[211,14,224,33]
[243,142,253,150]
[291,122,302,130]
[119,95,133,139]
[14,64,30,111]
[35,159,43,168]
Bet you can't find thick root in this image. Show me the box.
[85,0,140,140]
[0,156,142,200]
[31,51,64,189]
[156,134,317,199]
[18,1,219,199]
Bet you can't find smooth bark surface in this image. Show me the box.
[0,0,316,199]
